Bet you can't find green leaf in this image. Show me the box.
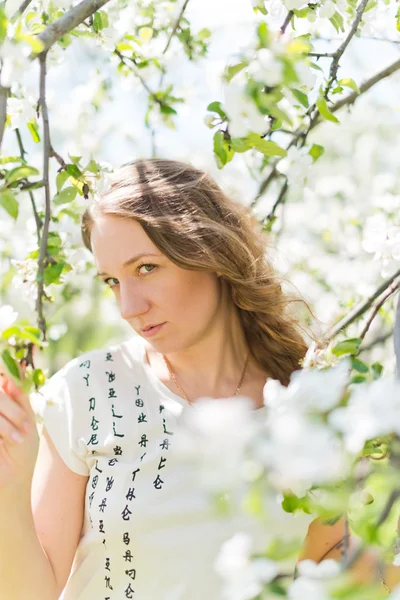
[99,10,109,28]
[65,164,82,179]
[329,11,345,33]
[309,143,324,162]
[245,133,286,157]
[0,5,7,45]
[371,362,384,380]
[291,88,309,108]
[206,101,227,119]
[1,326,21,340]
[92,11,103,32]
[198,28,211,40]
[351,357,369,373]
[6,165,40,184]
[0,189,18,219]
[53,186,77,205]
[56,170,70,192]
[331,337,362,356]
[316,96,339,123]
[213,130,227,169]
[159,105,177,115]
[1,349,21,382]
[43,262,65,286]
[27,120,40,143]
[338,77,360,94]
[223,62,247,83]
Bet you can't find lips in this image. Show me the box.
[142,322,164,332]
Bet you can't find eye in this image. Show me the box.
[137,262,157,275]
[102,264,156,289]
[103,277,119,289]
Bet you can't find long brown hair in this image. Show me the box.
[81,158,310,386]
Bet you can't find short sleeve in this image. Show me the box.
[37,366,90,476]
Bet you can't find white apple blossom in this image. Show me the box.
[0,305,19,333]
[172,396,259,490]
[394,553,400,567]
[264,358,349,414]
[7,96,36,130]
[254,410,347,494]
[329,377,400,453]
[307,10,318,23]
[0,39,32,87]
[247,48,283,87]
[362,213,400,277]
[283,0,308,10]
[214,532,279,600]
[223,83,267,138]
[277,145,313,187]
[10,257,40,311]
[288,560,341,600]
[293,61,317,93]
[318,0,337,19]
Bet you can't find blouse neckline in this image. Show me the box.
[122,335,268,414]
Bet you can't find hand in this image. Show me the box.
[0,360,40,502]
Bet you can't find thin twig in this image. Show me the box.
[162,0,190,55]
[326,0,370,93]
[359,331,392,353]
[308,52,336,58]
[321,267,400,343]
[280,11,293,35]
[15,128,43,244]
[262,176,288,224]
[341,518,350,564]
[36,54,52,342]
[0,84,9,152]
[11,0,33,21]
[359,277,400,341]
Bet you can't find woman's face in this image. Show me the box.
[90,214,223,352]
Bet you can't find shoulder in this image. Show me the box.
[41,335,144,399]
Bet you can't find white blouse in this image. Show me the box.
[38,334,309,599]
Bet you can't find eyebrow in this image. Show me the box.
[96,253,161,277]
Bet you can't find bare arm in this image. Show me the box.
[31,425,89,597]
[0,479,58,600]
[298,516,400,590]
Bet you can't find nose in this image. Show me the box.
[119,281,150,322]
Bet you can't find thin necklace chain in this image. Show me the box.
[160,349,251,405]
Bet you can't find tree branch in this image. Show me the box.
[329,57,400,116]
[36,53,52,342]
[253,56,400,208]
[33,0,112,58]
[321,267,400,343]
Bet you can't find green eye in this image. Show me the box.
[104,278,119,288]
[137,263,157,275]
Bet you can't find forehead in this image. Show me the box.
[91,215,160,272]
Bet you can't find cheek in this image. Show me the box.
[167,271,219,317]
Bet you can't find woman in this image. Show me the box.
[1,158,320,599]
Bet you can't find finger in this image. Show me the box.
[0,389,30,433]
[0,363,30,411]
[0,413,26,445]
